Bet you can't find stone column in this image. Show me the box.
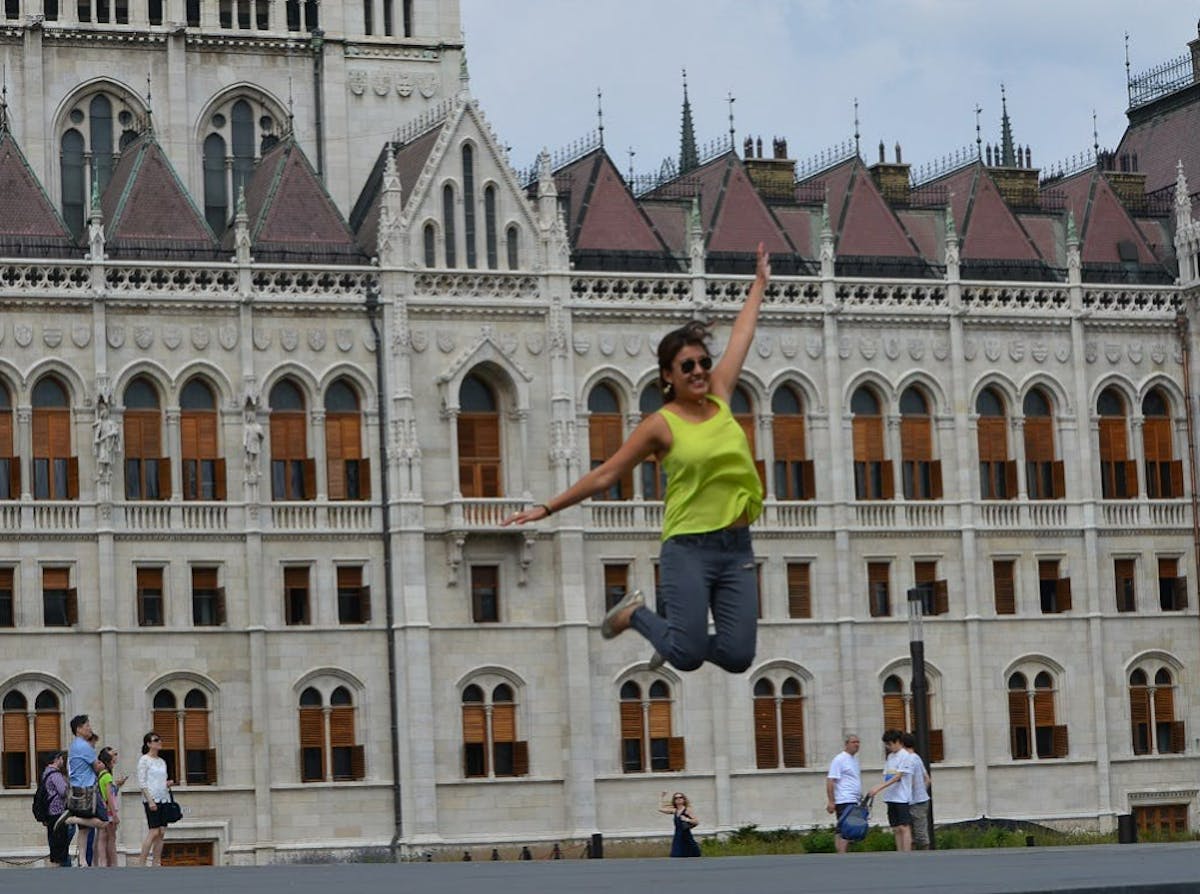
[311,409,327,500]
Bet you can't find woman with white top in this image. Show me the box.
[136,731,173,867]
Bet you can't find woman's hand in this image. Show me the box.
[502,504,551,526]
[755,242,771,284]
[148,801,158,812]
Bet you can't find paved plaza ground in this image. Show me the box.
[4,842,1200,893]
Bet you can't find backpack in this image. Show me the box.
[32,772,53,825]
[837,795,871,842]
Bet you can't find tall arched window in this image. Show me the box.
[461,681,528,778]
[881,673,944,762]
[270,380,313,501]
[60,129,86,239]
[900,386,940,500]
[202,133,228,235]
[506,224,520,270]
[1,687,62,788]
[1,690,29,787]
[325,380,369,501]
[32,377,76,500]
[423,222,437,267]
[363,0,373,33]
[124,377,168,501]
[298,684,364,782]
[1098,387,1135,499]
[1130,667,1185,755]
[462,145,477,268]
[458,374,501,497]
[180,379,225,501]
[976,387,1013,500]
[752,676,805,769]
[771,385,812,499]
[639,384,666,499]
[58,89,141,234]
[201,95,283,233]
[151,685,219,782]
[1142,389,1182,498]
[33,691,61,773]
[588,383,629,500]
[1007,670,1067,760]
[1023,388,1063,499]
[285,0,318,31]
[484,185,498,269]
[851,386,891,500]
[0,382,16,500]
[619,678,684,773]
[442,184,458,268]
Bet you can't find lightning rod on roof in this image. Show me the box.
[853,97,860,157]
[727,92,736,149]
[596,87,604,147]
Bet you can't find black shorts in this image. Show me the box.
[886,802,912,827]
[144,801,170,829]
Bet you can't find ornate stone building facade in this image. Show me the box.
[2,0,1200,865]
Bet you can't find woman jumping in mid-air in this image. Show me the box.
[504,244,770,673]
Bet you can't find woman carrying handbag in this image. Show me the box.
[136,731,174,867]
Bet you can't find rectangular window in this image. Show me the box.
[191,566,225,627]
[914,560,948,616]
[1158,557,1187,611]
[136,567,165,627]
[1038,560,1072,614]
[1099,418,1137,500]
[284,566,310,625]
[868,561,890,617]
[993,560,1016,615]
[1114,558,1137,613]
[337,566,370,624]
[180,413,225,501]
[787,562,811,619]
[603,564,628,612]
[0,567,13,627]
[457,415,502,498]
[148,0,162,24]
[187,0,200,27]
[471,565,499,623]
[42,567,75,627]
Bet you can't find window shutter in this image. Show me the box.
[1033,691,1055,727]
[882,693,906,732]
[480,462,501,498]
[1175,577,1189,610]
[302,459,316,500]
[204,748,218,785]
[1169,460,1184,498]
[34,712,60,754]
[512,740,529,777]
[900,417,932,461]
[780,697,805,768]
[1051,461,1066,498]
[868,562,890,617]
[648,701,671,739]
[933,580,949,615]
[930,460,943,499]
[2,711,28,753]
[1098,418,1127,462]
[330,707,355,747]
[65,588,78,625]
[215,587,227,625]
[359,586,371,623]
[298,708,324,781]
[1153,686,1175,724]
[1004,461,1018,499]
[359,458,371,501]
[1130,688,1151,755]
[619,701,643,741]
[184,710,209,751]
[880,460,895,499]
[157,458,172,499]
[977,417,1008,462]
[350,744,366,780]
[326,459,346,500]
[928,728,945,763]
[136,586,147,626]
[214,458,227,501]
[799,459,816,500]
[667,736,686,771]
[1052,724,1069,758]
[1056,577,1072,612]
[752,698,777,769]
[993,561,1015,615]
[853,416,884,461]
[67,457,79,499]
[786,563,811,619]
[1124,460,1139,498]
[180,415,199,459]
[153,710,179,752]
[1170,721,1186,754]
[8,457,19,498]
[462,704,486,744]
[1007,691,1029,758]
[491,704,516,743]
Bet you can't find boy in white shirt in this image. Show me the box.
[867,728,915,852]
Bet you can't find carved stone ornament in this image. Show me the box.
[1104,343,1121,364]
[410,329,428,353]
[1009,340,1025,362]
[500,333,519,356]
[163,325,182,351]
[984,338,1001,362]
[191,326,210,350]
[1175,344,1185,364]
[839,335,852,360]
[598,334,615,356]
[1055,341,1071,363]
[252,328,271,351]
[219,324,238,351]
[308,329,327,352]
[963,338,978,361]
[755,334,773,358]
[932,338,950,361]
[884,336,900,361]
[71,323,89,348]
[624,334,642,356]
[372,72,390,97]
[1031,341,1049,363]
[526,332,545,355]
[1127,343,1144,365]
[280,328,299,352]
[436,331,456,353]
[363,330,377,353]
[907,338,925,361]
[804,334,822,360]
[134,325,153,350]
[349,70,367,96]
[417,73,437,98]
[336,329,354,352]
[1151,342,1167,365]
[858,336,877,360]
[104,324,122,349]
[1085,342,1098,364]
[780,335,798,359]
[395,72,414,98]
[43,327,62,349]
[573,334,590,355]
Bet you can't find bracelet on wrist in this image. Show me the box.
[537,502,553,516]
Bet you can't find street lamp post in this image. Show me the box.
[907,586,936,850]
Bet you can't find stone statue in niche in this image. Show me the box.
[92,398,121,483]
[243,400,265,480]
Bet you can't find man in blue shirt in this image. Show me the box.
[58,715,107,839]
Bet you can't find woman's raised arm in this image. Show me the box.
[709,242,770,401]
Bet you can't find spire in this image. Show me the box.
[853,97,860,157]
[999,84,1015,167]
[0,76,8,133]
[234,184,251,265]
[1176,160,1193,227]
[726,92,736,150]
[975,105,982,158]
[458,37,470,94]
[144,74,154,136]
[596,87,605,147]
[687,196,704,274]
[1066,209,1078,245]
[679,69,698,174]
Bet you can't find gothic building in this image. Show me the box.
[2,0,1200,865]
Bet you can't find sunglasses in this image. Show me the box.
[679,356,713,374]
[149,737,161,743]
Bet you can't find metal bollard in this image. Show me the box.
[589,833,604,859]
[1117,814,1137,844]
[551,842,562,860]
[491,848,501,861]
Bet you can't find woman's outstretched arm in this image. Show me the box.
[709,242,770,401]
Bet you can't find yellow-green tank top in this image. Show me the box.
[659,394,763,540]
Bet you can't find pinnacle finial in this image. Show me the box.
[0,66,8,133]
[853,97,860,157]
[596,87,604,147]
[678,68,698,173]
[726,92,736,150]
[144,73,154,135]
[1066,209,1078,244]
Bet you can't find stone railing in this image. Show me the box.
[0,262,91,298]
[587,501,664,531]
[412,271,541,301]
[1081,285,1177,316]
[0,503,20,530]
[440,498,530,530]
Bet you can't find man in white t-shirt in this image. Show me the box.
[825,733,861,854]
[868,728,915,852]
[902,732,932,849]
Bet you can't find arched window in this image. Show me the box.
[588,383,629,500]
[851,386,891,500]
[124,377,167,501]
[58,90,141,234]
[33,691,61,773]
[899,386,940,500]
[201,95,283,234]
[976,387,1013,500]
[1142,389,1181,498]
[270,380,313,501]
[462,145,477,268]
[2,690,29,787]
[461,679,528,778]
[1007,669,1067,760]
[0,382,16,500]
[619,677,684,773]
[457,374,501,497]
[639,384,666,499]
[772,385,812,499]
[1098,387,1135,499]
[1022,388,1062,499]
[506,224,520,270]
[298,682,364,782]
[2,686,62,788]
[89,94,115,195]
[1129,665,1184,755]
[484,185,498,269]
[881,672,944,762]
[325,380,369,501]
[202,133,228,235]
[32,377,76,500]
[423,222,437,267]
[442,184,458,268]
[752,675,805,769]
[151,686,217,783]
[180,379,225,501]
[60,129,86,239]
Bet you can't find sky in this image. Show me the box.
[460,1,1195,183]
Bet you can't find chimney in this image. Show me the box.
[868,141,911,205]
[744,135,796,202]
[990,166,1042,208]
[1105,169,1149,214]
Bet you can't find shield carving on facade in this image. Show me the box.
[281,328,299,352]
[219,324,238,350]
[436,331,456,353]
[349,70,367,96]
[907,338,925,361]
[755,334,773,358]
[1055,341,1071,363]
[191,326,210,350]
[103,324,121,349]
[1151,342,1167,365]
[572,334,590,355]
[417,74,437,98]
[43,327,62,348]
[395,73,414,98]
[623,334,642,356]
[1031,341,1048,363]
[805,334,822,360]
[963,338,977,361]
[308,329,327,352]
[410,329,428,353]
[779,334,798,359]
[252,328,271,351]
[984,338,1001,362]
[134,326,153,350]
[526,332,545,355]
[500,333,518,356]
[1084,342,1098,363]
[163,325,183,350]
[858,336,877,360]
[372,72,390,96]
[1008,340,1025,362]
[71,322,89,348]
[932,338,949,361]
[335,329,354,352]
[598,334,615,356]
[1104,343,1121,364]
[1127,343,1143,365]
[883,336,900,361]
[839,335,852,360]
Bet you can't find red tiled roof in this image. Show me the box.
[696,154,794,254]
[802,160,854,237]
[896,209,941,262]
[641,199,689,253]
[1057,170,1161,266]
[772,205,817,257]
[1017,214,1063,267]
[0,127,75,248]
[1116,93,1200,197]
[553,149,669,253]
[946,166,1042,261]
[834,163,919,257]
[1135,218,1174,263]
[352,126,444,255]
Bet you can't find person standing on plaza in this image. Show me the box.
[658,791,702,857]
[504,245,771,674]
[95,747,121,867]
[137,731,173,867]
[60,715,106,845]
[42,751,72,868]
[867,729,916,852]
[901,732,932,850]
[825,733,862,854]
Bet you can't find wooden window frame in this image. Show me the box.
[619,682,685,774]
[1038,559,1072,614]
[41,567,76,627]
[1157,557,1188,612]
[1114,558,1137,613]
[786,562,811,619]
[470,565,499,623]
[603,563,629,613]
[0,566,14,628]
[191,566,225,627]
[868,561,891,617]
[283,566,311,626]
[336,565,371,625]
[136,566,165,628]
[993,559,1016,615]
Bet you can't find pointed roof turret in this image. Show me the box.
[999,84,1016,167]
[679,69,698,174]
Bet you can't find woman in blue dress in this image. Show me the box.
[659,791,701,857]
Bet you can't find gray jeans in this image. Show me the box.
[631,526,757,672]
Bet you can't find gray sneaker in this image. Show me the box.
[601,589,644,639]
[648,651,666,671]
